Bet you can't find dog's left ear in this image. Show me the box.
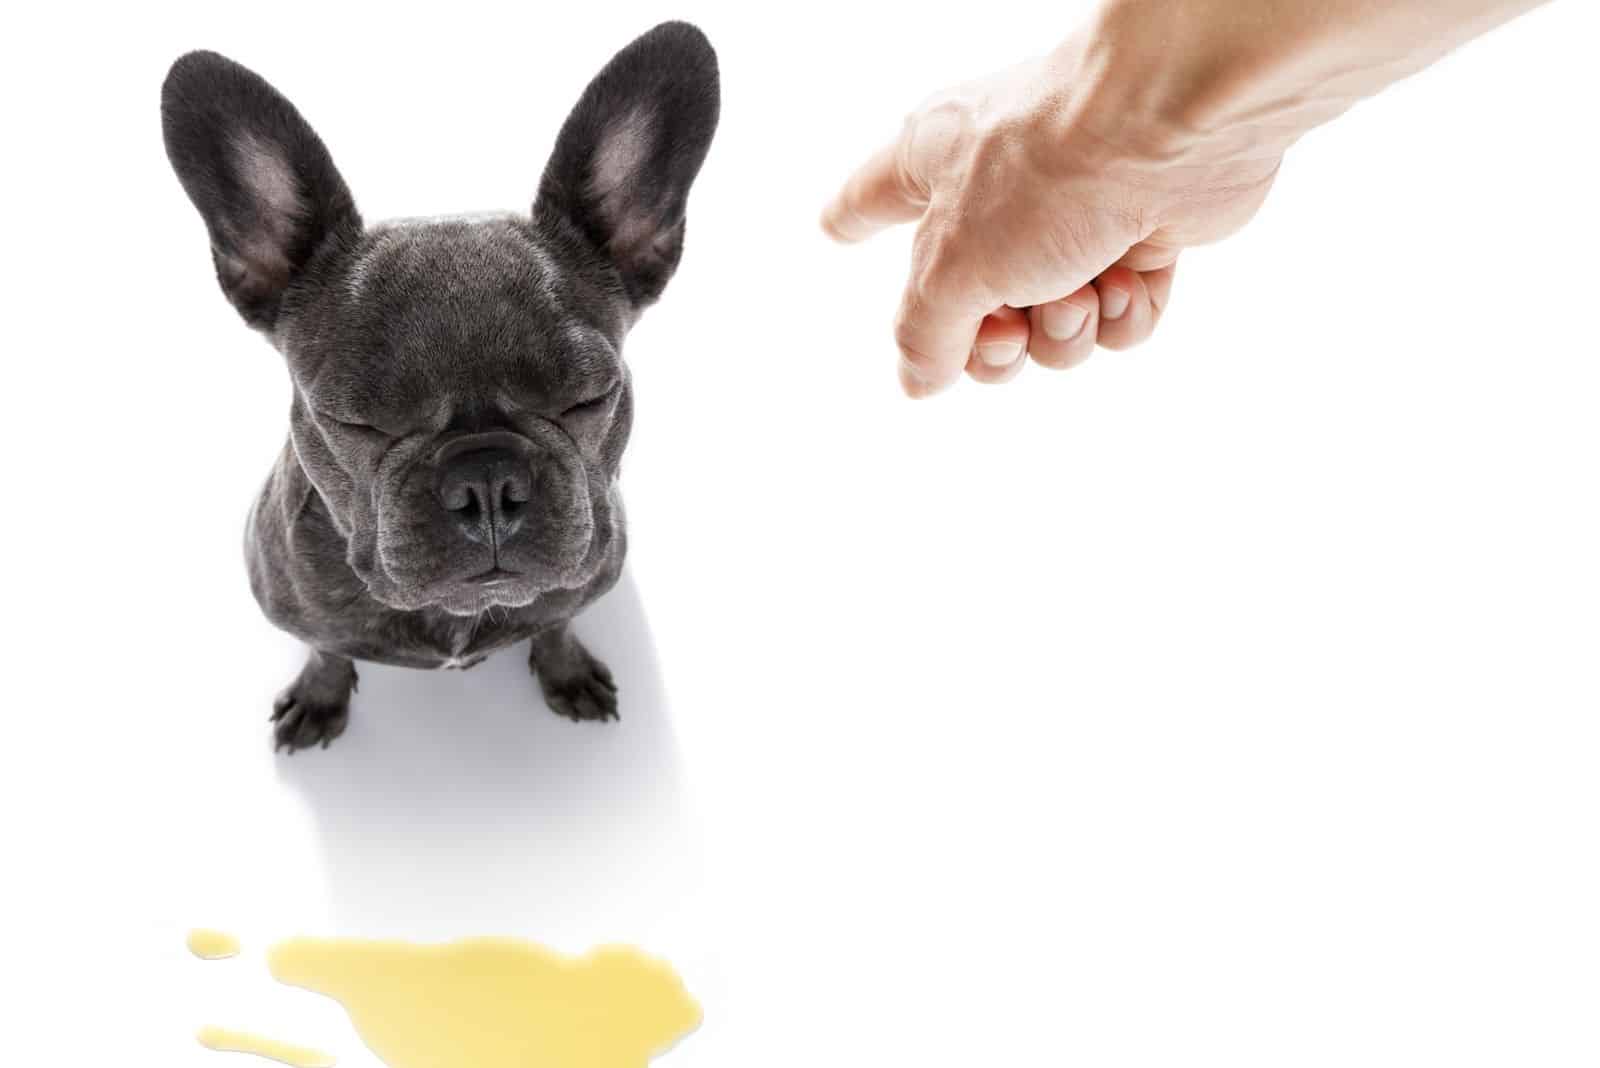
[535,22,720,310]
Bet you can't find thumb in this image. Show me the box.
[821,137,929,243]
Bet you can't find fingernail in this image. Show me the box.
[976,341,1023,368]
[1100,286,1131,321]
[1041,302,1089,341]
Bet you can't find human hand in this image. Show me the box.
[822,21,1289,396]
[826,0,1550,397]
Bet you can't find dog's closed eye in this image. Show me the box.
[560,388,617,421]
[315,408,389,438]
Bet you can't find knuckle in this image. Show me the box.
[906,237,956,309]
[907,225,988,313]
[903,94,978,178]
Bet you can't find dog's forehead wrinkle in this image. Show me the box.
[558,325,620,381]
[334,221,589,376]
[288,203,628,432]
[356,217,568,304]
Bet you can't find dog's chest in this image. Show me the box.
[388,612,537,670]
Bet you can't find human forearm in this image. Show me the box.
[1083,0,1551,157]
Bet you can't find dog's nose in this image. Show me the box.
[436,447,533,546]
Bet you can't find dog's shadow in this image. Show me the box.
[275,568,696,941]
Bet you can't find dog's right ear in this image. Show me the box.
[161,52,360,330]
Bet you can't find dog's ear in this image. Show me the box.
[535,22,720,309]
[161,51,361,330]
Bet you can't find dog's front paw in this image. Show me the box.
[540,653,619,723]
[530,633,619,723]
[272,690,350,751]
[272,652,357,752]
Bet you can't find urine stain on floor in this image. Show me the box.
[196,1026,336,1067]
[188,929,243,960]
[267,937,701,1068]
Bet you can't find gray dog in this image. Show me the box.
[161,23,719,750]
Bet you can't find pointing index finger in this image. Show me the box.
[821,139,929,243]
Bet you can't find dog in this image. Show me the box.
[161,23,719,750]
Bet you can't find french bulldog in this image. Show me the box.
[161,23,719,750]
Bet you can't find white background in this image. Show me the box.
[5,1,1598,1064]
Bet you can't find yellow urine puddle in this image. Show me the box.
[197,1026,335,1067]
[267,937,701,1068]
[189,929,243,960]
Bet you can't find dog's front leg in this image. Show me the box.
[272,649,358,752]
[528,624,618,723]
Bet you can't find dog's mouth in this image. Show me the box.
[428,582,542,617]
[417,563,595,617]
[466,566,525,587]
[352,548,596,615]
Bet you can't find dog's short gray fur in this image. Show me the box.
[161,24,719,750]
